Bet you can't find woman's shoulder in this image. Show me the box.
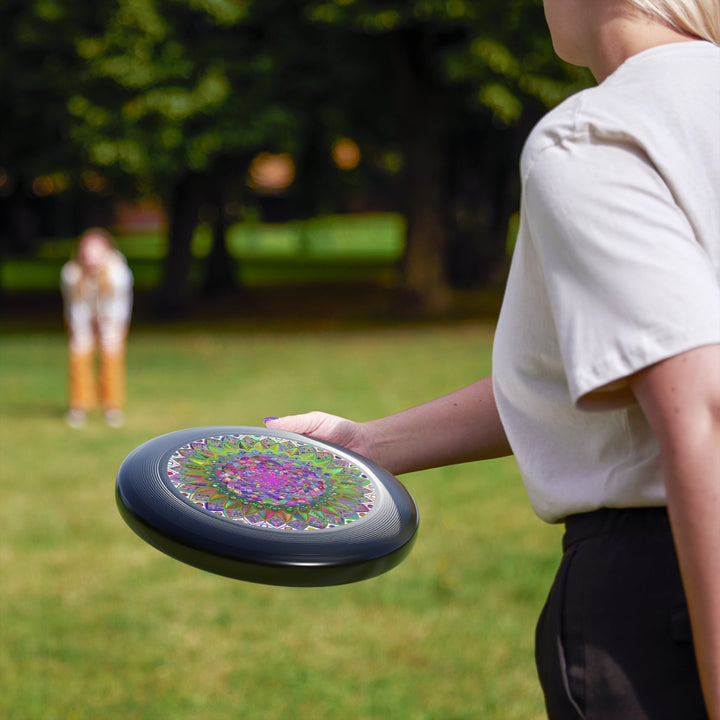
[520,76,644,179]
[522,42,720,182]
[520,90,592,180]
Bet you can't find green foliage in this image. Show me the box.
[0,1,88,177]
[0,0,591,194]
[0,326,561,719]
[67,0,302,183]
[303,0,591,124]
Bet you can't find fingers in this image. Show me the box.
[263,413,303,432]
[263,411,362,452]
[263,411,330,436]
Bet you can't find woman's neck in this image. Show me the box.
[589,10,698,82]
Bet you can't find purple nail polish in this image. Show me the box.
[263,416,279,424]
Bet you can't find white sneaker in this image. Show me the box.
[66,409,87,429]
[104,409,125,428]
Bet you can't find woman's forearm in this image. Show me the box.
[361,375,512,475]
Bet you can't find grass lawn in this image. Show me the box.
[0,322,561,719]
[1,213,407,292]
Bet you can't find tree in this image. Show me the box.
[302,0,592,312]
[0,0,592,315]
[0,0,98,256]
[69,0,369,315]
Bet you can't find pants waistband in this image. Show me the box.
[563,506,670,552]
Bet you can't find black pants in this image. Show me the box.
[535,507,708,719]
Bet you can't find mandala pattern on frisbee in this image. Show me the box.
[167,434,376,530]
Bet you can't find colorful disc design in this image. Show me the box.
[116,426,419,587]
[167,434,376,531]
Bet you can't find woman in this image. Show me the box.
[266,1,720,717]
[61,228,133,428]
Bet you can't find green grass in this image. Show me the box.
[0,255,401,292]
[0,324,561,719]
[2,213,406,291]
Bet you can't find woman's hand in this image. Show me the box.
[264,412,373,459]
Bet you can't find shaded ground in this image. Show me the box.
[0,282,504,335]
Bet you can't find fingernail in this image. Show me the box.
[263,416,279,424]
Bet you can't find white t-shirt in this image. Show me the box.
[61,250,134,353]
[492,41,720,523]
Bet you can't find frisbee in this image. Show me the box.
[116,426,418,587]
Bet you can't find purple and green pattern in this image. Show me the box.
[167,434,376,530]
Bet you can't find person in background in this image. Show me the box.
[265,0,720,717]
[60,227,133,428]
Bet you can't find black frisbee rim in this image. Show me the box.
[116,426,418,586]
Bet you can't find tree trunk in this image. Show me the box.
[445,109,544,288]
[156,172,202,319]
[445,123,521,288]
[202,182,237,297]
[402,130,450,313]
[392,28,451,316]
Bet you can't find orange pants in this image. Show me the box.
[68,346,126,412]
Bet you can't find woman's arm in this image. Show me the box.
[630,343,720,719]
[265,375,512,475]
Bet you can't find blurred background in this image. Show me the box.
[0,2,591,718]
[0,0,591,326]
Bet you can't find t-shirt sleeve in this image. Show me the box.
[524,135,720,408]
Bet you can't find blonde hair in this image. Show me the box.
[627,0,720,44]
